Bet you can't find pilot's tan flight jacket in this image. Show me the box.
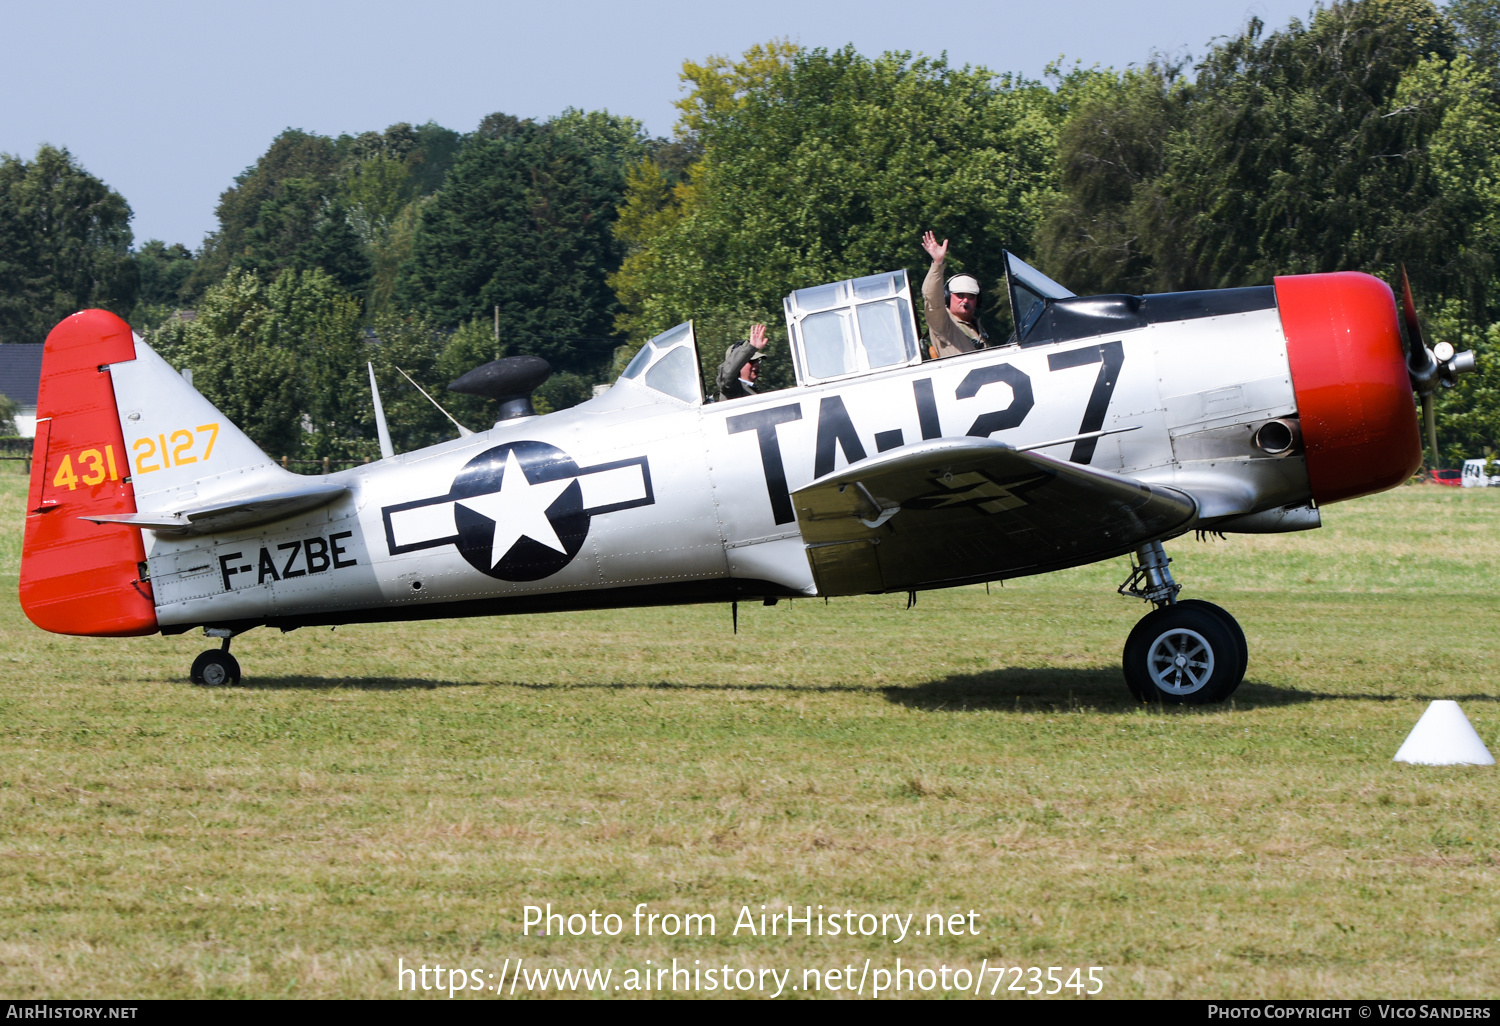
[922,256,989,358]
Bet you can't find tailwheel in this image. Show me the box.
[190,649,241,686]
[1123,603,1243,704]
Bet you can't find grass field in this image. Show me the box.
[0,458,1497,1000]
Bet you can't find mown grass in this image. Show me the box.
[0,459,1496,999]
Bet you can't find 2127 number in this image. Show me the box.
[132,424,220,475]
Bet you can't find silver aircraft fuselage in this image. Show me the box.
[141,299,1303,632]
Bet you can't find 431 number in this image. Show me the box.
[51,445,121,491]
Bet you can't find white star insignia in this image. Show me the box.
[456,449,573,566]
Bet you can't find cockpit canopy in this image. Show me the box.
[783,270,922,387]
[616,321,703,404]
[1003,250,1277,346]
[1005,251,1076,340]
[605,254,1280,410]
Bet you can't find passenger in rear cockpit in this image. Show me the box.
[920,230,990,359]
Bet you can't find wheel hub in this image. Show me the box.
[1147,628,1213,695]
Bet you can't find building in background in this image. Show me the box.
[0,344,45,437]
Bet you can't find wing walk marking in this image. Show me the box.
[381,455,653,556]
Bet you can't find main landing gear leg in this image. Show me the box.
[1118,541,1246,705]
[190,630,242,687]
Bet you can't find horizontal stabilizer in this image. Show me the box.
[792,437,1198,595]
[81,482,347,536]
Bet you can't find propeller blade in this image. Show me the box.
[1399,264,1425,357]
[1398,265,1476,472]
[1400,265,1438,390]
[1399,264,1440,471]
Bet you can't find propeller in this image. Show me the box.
[1398,266,1476,473]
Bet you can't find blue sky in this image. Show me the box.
[4,0,1317,247]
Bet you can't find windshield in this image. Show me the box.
[614,322,702,404]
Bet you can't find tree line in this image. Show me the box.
[1,0,1497,465]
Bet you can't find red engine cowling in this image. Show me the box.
[1275,272,1422,505]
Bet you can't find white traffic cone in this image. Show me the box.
[1393,700,1495,766]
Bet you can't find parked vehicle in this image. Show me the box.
[1461,459,1498,487]
[1433,468,1463,486]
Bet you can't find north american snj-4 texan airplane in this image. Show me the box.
[18,255,1474,703]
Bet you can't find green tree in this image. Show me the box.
[152,268,366,461]
[397,111,648,375]
[188,123,462,309]
[337,122,463,319]
[431,318,512,426]
[534,372,593,413]
[343,155,413,246]
[363,314,488,452]
[1432,306,1500,464]
[238,177,371,295]
[133,240,195,304]
[0,145,137,345]
[610,44,1066,389]
[1037,1,1479,299]
[1447,0,1500,91]
[0,391,18,435]
[1033,0,1500,463]
[1033,63,1188,295]
[1165,0,1458,293]
[335,121,462,194]
[673,39,803,138]
[1394,51,1500,317]
[187,130,343,298]
[129,239,198,334]
[549,107,655,171]
[1420,48,1500,461]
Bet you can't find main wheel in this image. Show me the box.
[1175,599,1248,684]
[190,650,241,686]
[1123,604,1243,704]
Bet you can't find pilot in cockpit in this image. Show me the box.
[920,230,990,359]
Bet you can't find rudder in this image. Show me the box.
[20,310,157,636]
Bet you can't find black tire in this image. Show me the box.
[190,650,241,687]
[1176,599,1248,684]
[1123,604,1243,705]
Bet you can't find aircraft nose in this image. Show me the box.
[1275,271,1422,505]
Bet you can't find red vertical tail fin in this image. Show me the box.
[19,310,158,637]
